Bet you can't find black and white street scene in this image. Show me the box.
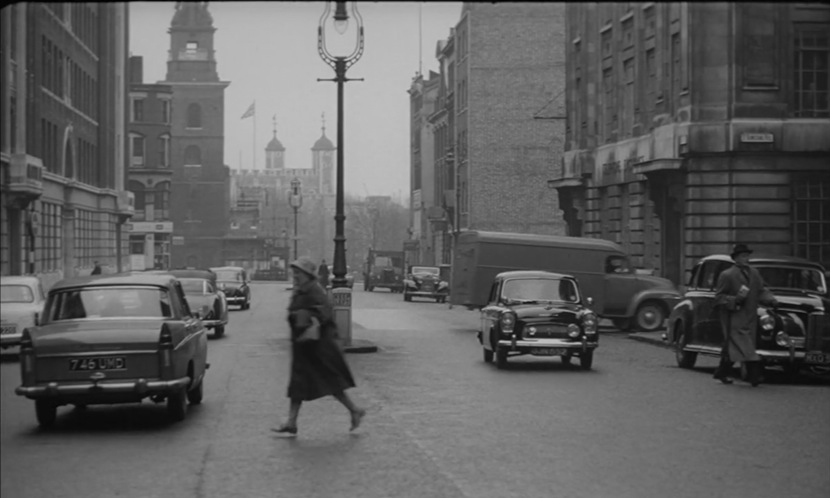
[1,2,829,498]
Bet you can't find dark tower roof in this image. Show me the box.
[312,114,336,151]
[266,115,285,151]
[171,1,215,29]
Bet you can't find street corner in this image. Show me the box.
[628,331,671,349]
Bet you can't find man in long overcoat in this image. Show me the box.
[317,259,330,288]
[713,244,778,386]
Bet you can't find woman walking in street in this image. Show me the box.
[273,257,366,435]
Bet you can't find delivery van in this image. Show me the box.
[450,230,681,331]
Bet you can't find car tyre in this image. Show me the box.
[404,292,411,302]
[214,325,225,337]
[187,378,204,405]
[634,302,666,332]
[483,347,493,363]
[579,350,594,370]
[674,328,697,369]
[35,400,57,428]
[167,388,187,422]
[561,354,572,365]
[495,347,508,369]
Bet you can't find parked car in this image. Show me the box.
[326,265,355,289]
[667,254,829,377]
[211,266,251,310]
[1,276,47,349]
[14,273,209,427]
[477,270,599,370]
[403,266,449,303]
[168,269,228,338]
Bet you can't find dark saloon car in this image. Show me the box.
[168,269,228,337]
[210,266,251,310]
[477,271,599,370]
[15,273,209,427]
[403,266,449,303]
[668,254,829,376]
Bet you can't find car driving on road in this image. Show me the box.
[1,276,47,349]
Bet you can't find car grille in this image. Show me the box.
[522,323,570,339]
[806,314,830,352]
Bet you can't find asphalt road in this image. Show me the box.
[2,282,828,498]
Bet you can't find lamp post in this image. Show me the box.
[289,178,303,261]
[317,0,364,289]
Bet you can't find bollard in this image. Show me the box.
[331,287,353,348]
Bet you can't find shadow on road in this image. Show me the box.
[684,365,830,387]
[21,403,206,435]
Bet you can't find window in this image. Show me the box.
[646,49,656,113]
[155,181,171,220]
[186,41,198,52]
[605,255,632,274]
[73,209,95,267]
[161,99,171,123]
[623,58,635,136]
[39,202,62,272]
[130,234,145,255]
[671,33,681,98]
[184,145,201,165]
[793,25,829,117]
[792,176,830,264]
[132,98,144,122]
[186,103,202,128]
[128,180,145,221]
[696,260,732,291]
[602,68,615,141]
[130,134,145,167]
[158,134,170,167]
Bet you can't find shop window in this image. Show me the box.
[793,176,830,265]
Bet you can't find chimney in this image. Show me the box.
[129,56,143,84]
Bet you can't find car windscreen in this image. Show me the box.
[1,284,35,303]
[46,286,173,321]
[756,266,827,294]
[501,278,579,304]
[412,267,439,276]
[214,270,242,282]
[179,278,213,295]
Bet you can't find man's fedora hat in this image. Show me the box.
[290,257,317,279]
[730,244,753,259]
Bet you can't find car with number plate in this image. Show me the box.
[477,270,599,370]
[168,269,228,338]
[403,266,449,303]
[14,273,209,427]
[1,276,47,349]
[668,254,829,376]
[210,266,251,309]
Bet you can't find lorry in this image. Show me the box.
[364,249,405,293]
[450,230,682,332]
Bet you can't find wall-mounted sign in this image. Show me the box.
[740,133,774,143]
[172,236,185,246]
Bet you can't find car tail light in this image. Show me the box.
[582,313,598,335]
[19,329,35,384]
[159,324,174,374]
[500,312,516,333]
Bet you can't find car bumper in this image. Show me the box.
[1,333,23,347]
[498,337,598,351]
[405,290,447,297]
[225,296,247,304]
[15,376,191,399]
[202,319,227,328]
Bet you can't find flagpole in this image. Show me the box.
[252,101,257,170]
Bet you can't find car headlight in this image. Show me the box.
[500,312,516,333]
[582,313,598,335]
[760,312,775,331]
[775,331,790,347]
[567,323,581,338]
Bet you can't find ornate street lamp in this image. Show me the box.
[289,178,303,261]
[318,1,364,289]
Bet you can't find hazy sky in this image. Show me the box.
[128,1,462,199]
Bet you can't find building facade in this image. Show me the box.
[163,2,231,269]
[551,2,830,285]
[0,3,133,286]
[408,70,440,266]
[126,56,173,270]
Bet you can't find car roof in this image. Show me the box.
[462,230,623,252]
[700,254,825,270]
[49,273,177,292]
[496,270,575,280]
[211,266,244,271]
[166,269,217,280]
[0,275,41,286]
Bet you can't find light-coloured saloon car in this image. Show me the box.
[1,276,47,349]
[15,273,209,427]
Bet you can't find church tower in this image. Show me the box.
[165,2,231,269]
[311,113,336,195]
[265,116,285,171]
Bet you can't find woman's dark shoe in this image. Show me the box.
[271,423,298,435]
[350,408,366,432]
[714,373,734,385]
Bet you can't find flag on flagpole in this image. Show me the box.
[241,101,255,120]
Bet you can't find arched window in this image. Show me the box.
[155,181,171,220]
[128,180,145,221]
[186,103,202,128]
[184,145,201,166]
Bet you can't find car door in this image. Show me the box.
[172,282,206,379]
[701,260,733,347]
[603,255,638,316]
[682,262,708,345]
[480,280,502,348]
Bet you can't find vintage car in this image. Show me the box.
[15,273,209,427]
[667,254,829,376]
[477,270,599,370]
[210,266,251,310]
[403,266,449,303]
[1,276,47,349]
[168,269,228,338]
[326,265,355,289]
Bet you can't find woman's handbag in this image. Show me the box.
[296,316,321,343]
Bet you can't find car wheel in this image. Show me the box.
[35,400,57,428]
[674,328,697,369]
[483,347,493,363]
[187,378,204,405]
[495,347,508,369]
[579,350,594,370]
[167,388,187,422]
[214,325,225,337]
[404,292,411,302]
[367,285,373,292]
[634,302,666,332]
[612,318,631,331]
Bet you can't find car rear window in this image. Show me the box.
[1,284,35,303]
[180,278,213,294]
[47,287,173,321]
[412,267,439,276]
[756,266,827,294]
[214,270,242,282]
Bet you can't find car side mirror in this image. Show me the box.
[586,297,594,306]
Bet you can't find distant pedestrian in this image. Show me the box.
[91,261,103,275]
[713,244,778,386]
[273,257,365,435]
[317,259,330,288]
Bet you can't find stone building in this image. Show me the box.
[126,56,173,270]
[408,70,440,266]
[550,2,830,285]
[0,3,133,285]
[163,2,231,269]
[419,3,568,267]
